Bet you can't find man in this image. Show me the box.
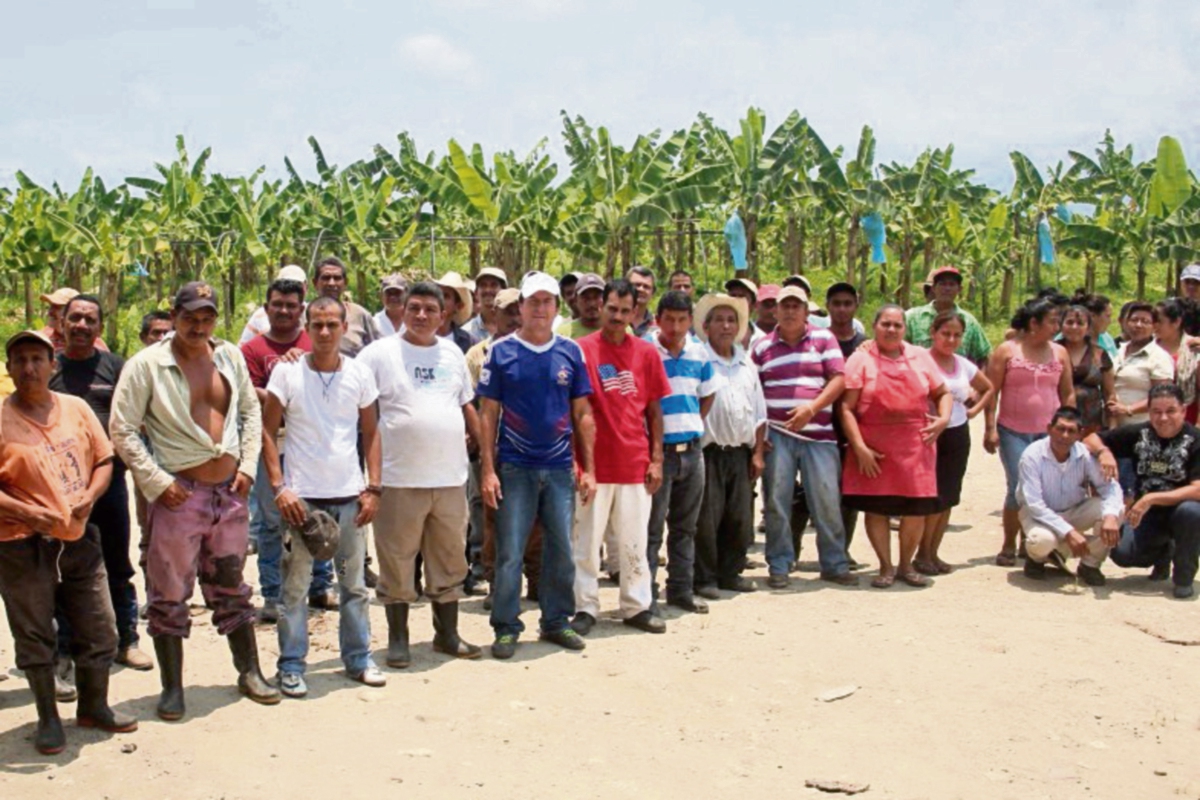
[1017,407,1123,586]
[242,279,336,619]
[555,273,605,340]
[360,282,484,667]
[464,266,508,341]
[627,266,657,338]
[1085,384,1200,599]
[478,271,596,659]
[0,330,137,754]
[725,278,758,347]
[904,266,991,366]
[141,310,174,346]
[262,296,386,696]
[312,256,380,357]
[40,287,111,353]
[374,273,408,337]
[669,269,694,297]
[694,293,765,597]
[752,285,857,588]
[51,296,152,672]
[111,281,280,720]
[646,290,722,614]
[1181,264,1200,303]
[559,272,581,321]
[570,279,671,636]
[240,265,308,344]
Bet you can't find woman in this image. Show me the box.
[841,306,953,588]
[1109,302,1173,427]
[914,311,994,576]
[984,298,1075,566]
[1061,304,1114,435]
[1152,299,1199,424]
[1080,293,1118,359]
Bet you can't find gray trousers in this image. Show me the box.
[648,441,705,599]
[695,444,755,589]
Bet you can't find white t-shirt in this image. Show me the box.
[374,309,404,338]
[358,335,474,488]
[239,307,270,345]
[266,357,379,499]
[936,353,979,428]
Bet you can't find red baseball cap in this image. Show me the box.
[757,284,781,302]
[927,266,962,283]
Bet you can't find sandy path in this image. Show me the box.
[2,417,1199,800]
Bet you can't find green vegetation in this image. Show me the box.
[0,110,1194,354]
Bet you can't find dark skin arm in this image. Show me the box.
[356,404,382,526]
[644,398,664,495]
[479,397,502,509]
[572,396,597,506]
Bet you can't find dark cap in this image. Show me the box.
[782,274,813,294]
[559,271,581,288]
[575,273,605,295]
[290,505,342,561]
[826,282,858,300]
[174,281,219,313]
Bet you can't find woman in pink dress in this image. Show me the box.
[841,306,953,589]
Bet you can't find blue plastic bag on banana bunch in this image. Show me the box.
[861,212,887,263]
[724,211,747,270]
[1038,215,1056,265]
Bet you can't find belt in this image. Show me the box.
[666,439,700,454]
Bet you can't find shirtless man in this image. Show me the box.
[111,282,280,721]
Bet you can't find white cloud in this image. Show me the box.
[397,33,476,80]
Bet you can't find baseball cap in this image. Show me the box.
[275,264,307,283]
[778,285,810,304]
[174,281,219,313]
[559,271,581,288]
[289,506,342,562]
[5,330,54,358]
[725,277,758,298]
[520,271,560,299]
[40,287,79,306]
[826,282,858,300]
[757,284,781,302]
[782,274,813,294]
[928,265,962,283]
[380,273,408,292]
[476,266,509,286]
[494,288,521,310]
[1181,264,1200,283]
[575,273,605,295]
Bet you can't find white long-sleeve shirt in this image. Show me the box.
[1016,438,1123,538]
[701,343,767,449]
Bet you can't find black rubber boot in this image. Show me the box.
[26,666,66,754]
[75,666,138,733]
[431,602,482,659]
[153,635,186,721]
[226,624,281,706]
[384,603,411,668]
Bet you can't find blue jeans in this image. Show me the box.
[254,457,334,602]
[277,499,374,676]
[997,425,1045,511]
[490,463,576,638]
[1112,501,1200,588]
[762,430,850,577]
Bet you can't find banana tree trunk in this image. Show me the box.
[674,215,685,271]
[688,221,696,270]
[897,232,915,308]
[1136,254,1147,300]
[858,246,869,304]
[1084,253,1096,294]
[468,239,480,274]
[845,213,860,284]
[23,272,33,328]
[1107,253,1123,290]
[743,213,757,281]
[1000,267,1015,315]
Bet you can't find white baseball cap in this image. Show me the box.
[519,271,561,299]
[1181,264,1200,283]
[276,264,307,283]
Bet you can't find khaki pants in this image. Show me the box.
[374,486,469,604]
[1019,497,1111,569]
[573,483,653,619]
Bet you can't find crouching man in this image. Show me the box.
[1016,407,1122,586]
[0,331,137,753]
[110,282,280,721]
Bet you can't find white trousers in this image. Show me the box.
[573,483,653,619]
[1020,497,1111,569]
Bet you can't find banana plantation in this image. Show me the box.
[0,108,1195,350]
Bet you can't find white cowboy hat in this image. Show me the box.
[435,271,474,325]
[695,293,749,345]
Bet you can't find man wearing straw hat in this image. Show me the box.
[435,271,478,354]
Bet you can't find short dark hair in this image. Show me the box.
[64,294,104,324]
[627,265,655,284]
[1149,383,1185,405]
[656,289,692,317]
[669,269,692,283]
[602,278,636,305]
[266,279,305,305]
[314,256,347,281]
[405,281,445,310]
[1048,406,1083,428]
[140,310,171,339]
[1124,301,1154,321]
[306,295,346,321]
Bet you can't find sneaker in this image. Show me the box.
[539,627,586,651]
[258,600,280,624]
[278,672,308,698]
[1149,562,1171,582]
[694,585,722,600]
[1173,584,1195,600]
[718,576,757,593]
[820,572,860,587]
[570,612,596,636]
[1023,559,1047,579]
[349,664,386,687]
[1077,564,1107,587]
[767,574,790,590]
[623,610,666,634]
[491,634,518,660]
[116,645,155,671]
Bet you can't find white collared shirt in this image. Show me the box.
[701,342,767,448]
[1016,438,1124,538]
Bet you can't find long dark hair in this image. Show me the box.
[1010,298,1056,332]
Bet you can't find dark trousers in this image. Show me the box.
[57,471,138,657]
[648,441,705,599]
[695,444,754,588]
[0,527,117,672]
[1111,500,1200,588]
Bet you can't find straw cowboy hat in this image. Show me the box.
[695,293,749,345]
[435,271,474,325]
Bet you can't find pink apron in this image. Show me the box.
[843,349,937,498]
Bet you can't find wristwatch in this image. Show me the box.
[364,485,383,496]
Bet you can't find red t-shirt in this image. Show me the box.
[578,331,672,484]
[240,331,312,389]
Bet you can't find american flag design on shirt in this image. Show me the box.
[597,363,638,396]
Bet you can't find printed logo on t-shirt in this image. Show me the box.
[413,364,454,391]
[1134,429,1195,494]
[597,363,637,396]
[556,365,572,387]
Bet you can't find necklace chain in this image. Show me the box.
[309,354,342,401]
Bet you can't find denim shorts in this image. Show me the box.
[997,425,1046,511]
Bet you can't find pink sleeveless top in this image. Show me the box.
[997,353,1063,434]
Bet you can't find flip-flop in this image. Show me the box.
[899,572,930,588]
[995,551,1017,567]
[870,574,896,589]
[935,560,954,574]
[912,560,940,576]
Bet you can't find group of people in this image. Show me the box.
[3,256,1200,756]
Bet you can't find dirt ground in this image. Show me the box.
[1,416,1198,800]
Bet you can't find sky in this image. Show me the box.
[3,0,1198,192]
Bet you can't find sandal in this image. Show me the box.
[995,551,1017,567]
[935,559,954,575]
[870,574,896,589]
[899,572,930,588]
[912,560,940,576]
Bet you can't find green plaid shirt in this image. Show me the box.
[904,303,992,364]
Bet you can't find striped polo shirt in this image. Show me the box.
[646,334,722,444]
[751,326,845,442]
